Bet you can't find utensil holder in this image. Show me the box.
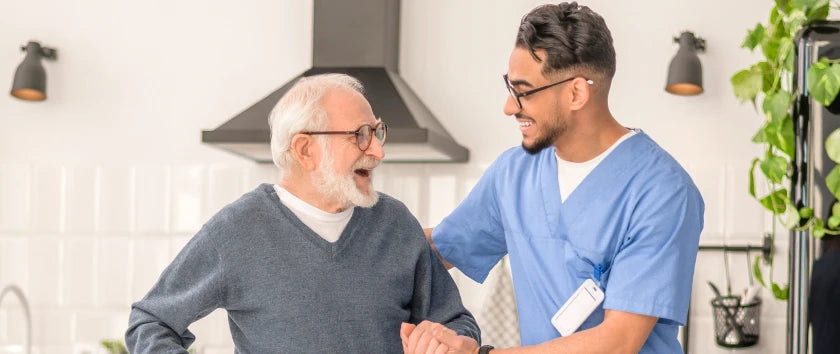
[711,296,761,348]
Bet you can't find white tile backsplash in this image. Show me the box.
[97,239,132,308]
[687,165,726,239]
[63,239,97,307]
[205,166,246,217]
[95,167,134,234]
[726,164,767,240]
[0,238,28,291]
[426,171,458,226]
[134,166,170,234]
[39,344,82,354]
[74,311,127,342]
[0,165,31,232]
[170,166,206,234]
[30,166,63,233]
[31,310,74,345]
[381,164,426,224]
[244,165,278,188]
[64,167,97,235]
[131,239,174,301]
[0,162,798,353]
[27,238,62,307]
[189,309,234,348]
[1,299,28,344]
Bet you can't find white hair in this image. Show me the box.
[268,73,364,177]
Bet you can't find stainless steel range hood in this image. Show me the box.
[201,0,469,163]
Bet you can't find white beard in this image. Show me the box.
[314,146,380,209]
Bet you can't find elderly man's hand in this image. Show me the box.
[400,321,479,354]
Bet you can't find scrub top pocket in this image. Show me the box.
[566,245,612,286]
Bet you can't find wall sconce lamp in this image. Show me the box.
[10,41,58,102]
[665,31,705,96]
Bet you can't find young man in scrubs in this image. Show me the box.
[400,2,704,353]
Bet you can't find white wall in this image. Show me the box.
[0,0,795,353]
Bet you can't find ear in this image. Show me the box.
[567,77,592,111]
[290,134,319,171]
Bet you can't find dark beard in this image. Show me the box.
[522,136,553,154]
[522,118,565,154]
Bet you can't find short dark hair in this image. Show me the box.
[515,2,616,80]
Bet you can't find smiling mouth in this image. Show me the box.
[519,121,534,127]
[354,169,371,178]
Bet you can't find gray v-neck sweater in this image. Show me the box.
[126,184,479,353]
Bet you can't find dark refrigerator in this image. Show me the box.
[791,20,840,354]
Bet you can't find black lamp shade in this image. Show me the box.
[666,32,704,96]
[10,41,50,101]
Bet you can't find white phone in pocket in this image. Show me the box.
[551,278,605,336]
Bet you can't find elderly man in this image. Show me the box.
[126,73,479,353]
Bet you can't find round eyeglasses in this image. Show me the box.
[503,74,594,109]
[301,121,388,151]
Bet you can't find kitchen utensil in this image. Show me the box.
[708,281,744,345]
[742,286,761,305]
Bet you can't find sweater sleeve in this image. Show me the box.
[410,243,481,343]
[125,230,225,353]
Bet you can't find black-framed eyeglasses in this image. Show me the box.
[503,74,594,109]
[301,121,388,151]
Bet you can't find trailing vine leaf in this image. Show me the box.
[777,37,794,70]
[799,206,814,219]
[806,2,830,21]
[772,282,790,300]
[826,166,840,200]
[752,127,768,143]
[764,114,795,158]
[743,23,766,50]
[753,255,766,287]
[757,61,777,91]
[781,114,795,157]
[734,0,831,301]
[792,0,829,20]
[807,58,840,106]
[784,45,796,72]
[732,67,764,103]
[825,128,840,163]
[750,158,760,198]
[760,189,788,213]
[828,214,840,228]
[791,0,827,10]
[769,5,787,36]
[775,0,791,14]
[760,154,789,184]
[814,217,826,238]
[762,90,791,123]
[829,202,840,232]
[783,199,802,228]
[786,10,808,37]
[762,35,782,65]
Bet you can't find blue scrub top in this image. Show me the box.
[433,131,704,353]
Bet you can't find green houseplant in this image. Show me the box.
[732,0,840,300]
